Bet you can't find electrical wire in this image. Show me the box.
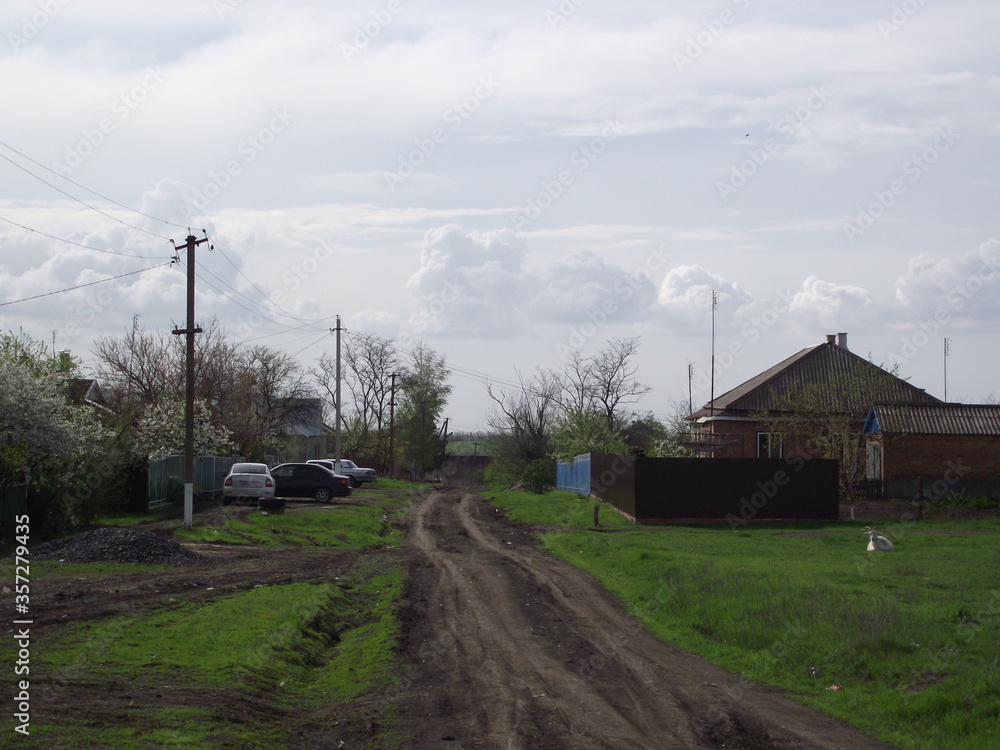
[288,331,333,358]
[0,215,175,259]
[0,260,176,308]
[0,149,172,242]
[0,139,188,231]
[205,231,341,326]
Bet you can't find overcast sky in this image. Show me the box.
[2,0,998,431]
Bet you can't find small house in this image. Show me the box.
[685,333,941,459]
[864,403,1000,502]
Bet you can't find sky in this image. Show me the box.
[1,0,999,433]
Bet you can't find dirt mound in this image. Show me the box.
[32,526,203,565]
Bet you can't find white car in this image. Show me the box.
[222,462,276,505]
[307,458,377,487]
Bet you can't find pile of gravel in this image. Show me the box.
[32,527,204,566]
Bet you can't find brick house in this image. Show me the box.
[684,333,941,459]
[863,403,1000,502]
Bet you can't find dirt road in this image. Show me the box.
[399,489,896,750]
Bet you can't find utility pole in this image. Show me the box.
[171,233,209,530]
[710,290,717,418]
[332,316,343,461]
[944,337,950,402]
[389,372,398,478]
[687,361,694,415]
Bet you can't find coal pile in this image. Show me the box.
[32,527,204,566]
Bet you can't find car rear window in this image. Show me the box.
[232,463,268,474]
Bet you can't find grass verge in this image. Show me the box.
[492,488,1000,750]
[2,488,416,749]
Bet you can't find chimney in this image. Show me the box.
[837,332,848,350]
[826,334,836,345]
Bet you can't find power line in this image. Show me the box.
[206,232,339,326]
[0,148,172,242]
[0,260,176,308]
[173,256,331,335]
[0,215,174,259]
[0,139,188,231]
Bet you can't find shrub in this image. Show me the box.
[520,458,555,495]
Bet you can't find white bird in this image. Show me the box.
[863,526,894,552]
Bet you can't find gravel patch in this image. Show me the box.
[32,527,204,566]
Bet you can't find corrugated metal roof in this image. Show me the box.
[868,403,1000,435]
[690,341,941,418]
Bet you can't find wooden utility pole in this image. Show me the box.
[389,372,397,478]
[171,233,209,530]
[332,315,343,461]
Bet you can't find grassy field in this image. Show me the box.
[3,488,413,749]
[491,489,1000,750]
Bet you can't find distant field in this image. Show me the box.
[491,489,1000,750]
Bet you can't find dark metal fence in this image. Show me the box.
[559,453,840,523]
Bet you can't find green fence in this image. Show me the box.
[147,456,242,508]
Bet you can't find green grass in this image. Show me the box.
[494,489,1000,750]
[489,488,633,529]
[17,564,404,748]
[174,504,401,549]
[0,489,415,748]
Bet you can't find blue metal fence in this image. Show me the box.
[556,453,591,495]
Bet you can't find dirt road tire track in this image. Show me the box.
[399,489,896,750]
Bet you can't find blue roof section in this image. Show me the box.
[863,409,881,435]
[866,403,1000,436]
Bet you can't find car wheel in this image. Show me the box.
[315,487,332,503]
[350,476,360,488]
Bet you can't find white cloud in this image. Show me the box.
[405,225,528,337]
[527,250,658,323]
[653,265,752,330]
[786,275,877,332]
[893,239,1000,324]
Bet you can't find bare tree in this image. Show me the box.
[223,345,314,459]
[590,337,651,432]
[93,316,177,407]
[486,370,561,479]
[316,332,400,463]
[550,337,651,433]
[94,320,315,461]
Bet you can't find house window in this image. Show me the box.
[757,432,783,458]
